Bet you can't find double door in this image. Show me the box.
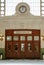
[5,29,40,59]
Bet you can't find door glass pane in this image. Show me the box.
[7,36,12,41]
[27,36,32,41]
[13,36,18,41]
[28,43,32,52]
[14,44,18,52]
[34,36,39,41]
[20,36,25,41]
[21,43,25,52]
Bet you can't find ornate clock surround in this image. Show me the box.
[16,2,30,14]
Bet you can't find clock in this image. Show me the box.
[19,6,26,13]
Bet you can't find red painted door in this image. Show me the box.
[5,42,13,59]
[33,30,40,59]
[5,30,13,59]
[12,41,20,58]
[5,29,40,59]
[19,35,26,58]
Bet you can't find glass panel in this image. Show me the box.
[14,44,18,52]
[1,7,4,10]
[27,36,32,41]
[28,43,32,52]
[7,36,12,41]
[20,36,25,41]
[34,36,39,41]
[1,0,4,2]
[1,3,4,6]
[6,0,40,16]
[1,11,4,14]
[21,43,25,52]
[13,36,18,41]
[42,0,44,2]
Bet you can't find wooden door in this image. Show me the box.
[12,42,21,58]
[5,42,13,59]
[5,29,40,59]
[25,34,34,59]
[19,35,26,58]
[26,41,34,59]
[5,30,13,59]
[33,30,40,59]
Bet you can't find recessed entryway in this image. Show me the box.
[5,29,40,59]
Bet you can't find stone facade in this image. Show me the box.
[0,2,44,48]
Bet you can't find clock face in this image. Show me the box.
[19,6,26,13]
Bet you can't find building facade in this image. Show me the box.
[0,2,44,59]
